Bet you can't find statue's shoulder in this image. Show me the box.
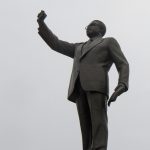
[105,37,117,41]
[76,42,84,45]
[103,37,116,41]
[102,37,118,45]
[74,42,85,47]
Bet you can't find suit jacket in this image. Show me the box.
[38,22,129,103]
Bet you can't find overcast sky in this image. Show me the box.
[0,0,150,150]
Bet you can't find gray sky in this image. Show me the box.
[0,0,150,150]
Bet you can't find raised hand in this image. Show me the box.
[37,10,47,24]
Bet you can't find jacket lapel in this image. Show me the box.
[75,43,84,58]
[79,37,103,60]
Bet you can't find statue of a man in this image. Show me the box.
[37,10,129,150]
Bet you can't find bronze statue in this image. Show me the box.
[37,10,129,150]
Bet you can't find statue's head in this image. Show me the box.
[86,20,106,38]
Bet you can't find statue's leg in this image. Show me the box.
[76,85,92,150]
[86,91,108,150]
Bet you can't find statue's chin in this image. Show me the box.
[86,32,98,38]
[86,32,95,38]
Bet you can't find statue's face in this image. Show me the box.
[86,20,101,38]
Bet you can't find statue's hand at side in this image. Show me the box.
[37,10,47,25]
[108,84,126,107]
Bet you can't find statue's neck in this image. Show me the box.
[89,34,102,41]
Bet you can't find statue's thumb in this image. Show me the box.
[108,101,111,107]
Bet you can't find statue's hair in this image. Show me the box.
[93,20,106,37]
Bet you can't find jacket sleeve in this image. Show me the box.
[108,37,129,92]
[38,22,76,58]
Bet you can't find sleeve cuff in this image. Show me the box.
[115,83,126,91]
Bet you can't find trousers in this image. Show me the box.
[75,75,108,150]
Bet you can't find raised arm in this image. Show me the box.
[37,10,76,58]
